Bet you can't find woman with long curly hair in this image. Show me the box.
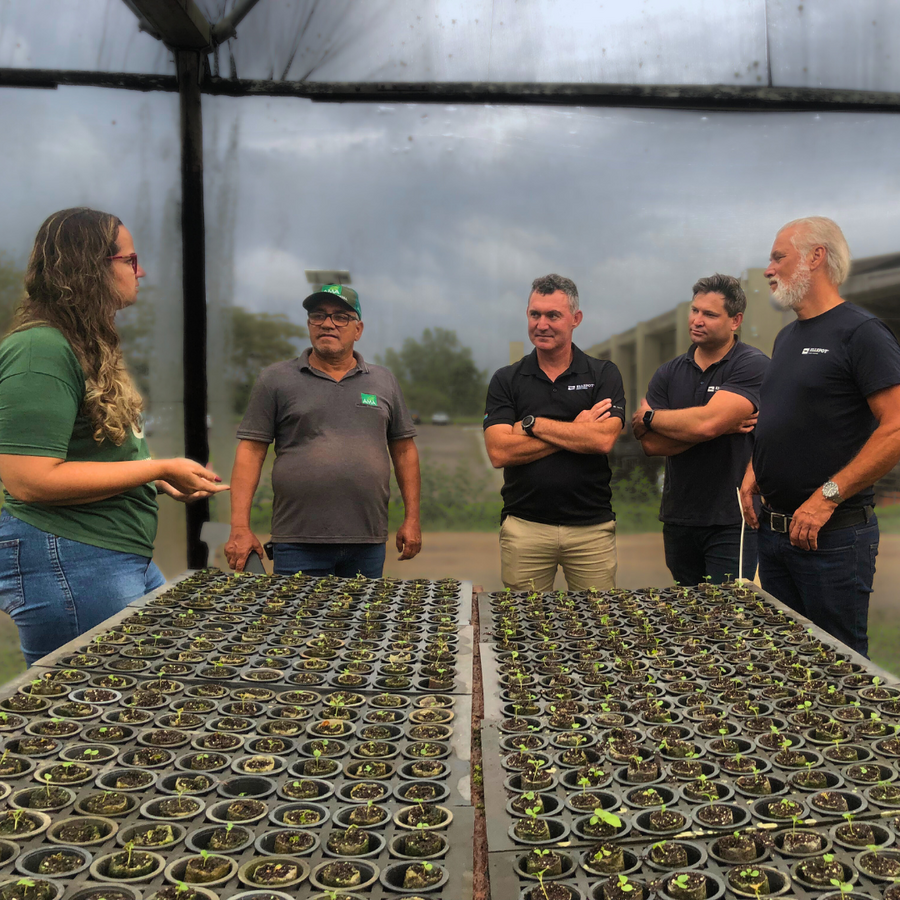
[0,208,229,665]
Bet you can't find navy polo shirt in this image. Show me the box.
[647,339,769,527]
[483,345,625,526]
[754,302,900,514]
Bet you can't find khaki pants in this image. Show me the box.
[499,515,617,591]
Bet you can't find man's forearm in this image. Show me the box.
[532,417,622,455]
[484,430,560,468]
[640,433,694,457]
[229,441,268,528]
[390,440,421,522]
[650,407,722,443]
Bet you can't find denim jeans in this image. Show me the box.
[663,523,758,587]
[757,515,878,658]
[272,542,386,578]
[0,509,165,666]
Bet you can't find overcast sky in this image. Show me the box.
[1,0,899,379]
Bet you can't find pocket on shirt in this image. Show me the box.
[0,539,25,615]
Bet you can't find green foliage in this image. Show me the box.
[376,327,487,416]
[229,307,307,413]
[388,454,501,531]
[0,254,24,337]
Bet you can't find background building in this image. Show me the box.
[588,253,900,490]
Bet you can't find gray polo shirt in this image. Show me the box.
[237,349,417,544]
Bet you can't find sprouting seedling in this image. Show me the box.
[589,809,622,829]
[672,874,691,890]
[830,879,853,898]
[617,874,635,893]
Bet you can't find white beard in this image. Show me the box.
[770,262,811,311]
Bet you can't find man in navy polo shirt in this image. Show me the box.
[741,217,900,656]
[483,274,625,590]
[632,275,769,586]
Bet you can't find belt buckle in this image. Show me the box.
[770,512,790,534]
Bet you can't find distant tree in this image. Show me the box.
[230,307,307,414]
[377,327,487,416]
[117,291,155,401]
[0,254,24,337]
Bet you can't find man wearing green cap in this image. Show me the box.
[225,284,422,576]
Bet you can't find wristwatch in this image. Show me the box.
[642,409,656,432]
[822,480,843,504]
[521,415,536,437]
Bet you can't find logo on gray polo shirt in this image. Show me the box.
[360,392,378,407]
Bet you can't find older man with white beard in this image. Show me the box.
[740,217,900,657]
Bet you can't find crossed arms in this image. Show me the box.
[631,390,758,457]
[484,399,623,468]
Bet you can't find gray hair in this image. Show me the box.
[529,274,579,314]
[691,274,746,317]
[781,216,851,286]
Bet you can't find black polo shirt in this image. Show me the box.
[483,345,625,526]
[647,339,769,527]
[754,302,900,514]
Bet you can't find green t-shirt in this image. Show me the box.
[0,327,158,556]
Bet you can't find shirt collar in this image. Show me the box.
[686,336,740,369]
[299,348,368,377]
[520,344,589,378]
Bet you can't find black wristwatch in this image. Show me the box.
[522,415,536,437]
[642,409,656,432]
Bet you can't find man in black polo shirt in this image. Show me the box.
[631,274,769,586]
[741,216,900,656]
[483,274,625,590]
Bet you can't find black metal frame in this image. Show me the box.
[3,63,899,565]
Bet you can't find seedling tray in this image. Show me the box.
[0,572,476,900]
[477,582,900,900]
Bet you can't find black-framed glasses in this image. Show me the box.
[107,253,139,275]
[308,311,358,327]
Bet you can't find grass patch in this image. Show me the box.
[0,614,26,683]
[869,614,900,677]
[875,504,900,533]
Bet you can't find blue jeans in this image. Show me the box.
[272,542,386,578]
[0,510,165,666]
[663,523,758,586]
[757,515,878,658]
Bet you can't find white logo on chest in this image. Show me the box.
[801,348,830,355]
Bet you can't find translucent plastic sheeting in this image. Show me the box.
[201,0,770,86]
[0,0,173,74]
[197,96,900,506]
[0,86,187,575]
[768,0,900,92]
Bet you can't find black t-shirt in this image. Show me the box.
[483,345,625,526]
[647,339,769,526]
[753,302,900,513]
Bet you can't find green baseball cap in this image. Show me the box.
[302,284,362,319]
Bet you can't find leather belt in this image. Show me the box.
[760,504,874,534]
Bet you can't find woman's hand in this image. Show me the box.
[161,458,230,497]
[156,480,215,503]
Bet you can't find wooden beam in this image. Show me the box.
[3,68,900,113]
[125,0,211,50]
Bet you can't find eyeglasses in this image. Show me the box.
[308,311,358,327]
[107,253,139,275]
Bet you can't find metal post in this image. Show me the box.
[176,49,210,569]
